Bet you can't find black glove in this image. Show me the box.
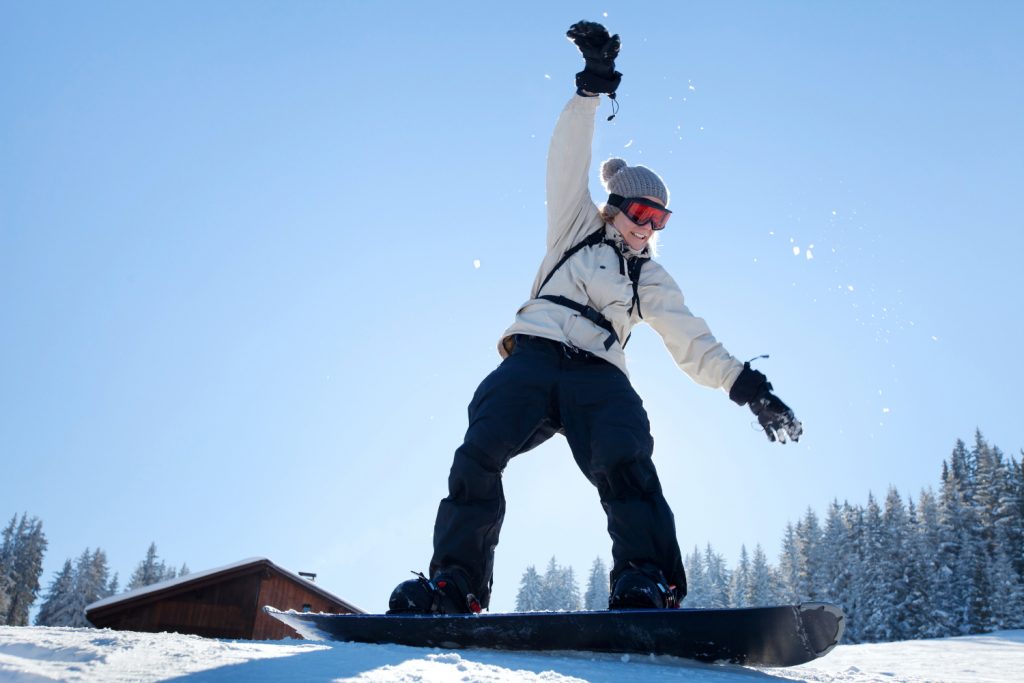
[729,363,803,444]
[566,20,622,95]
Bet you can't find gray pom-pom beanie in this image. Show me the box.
[600,157,669,206]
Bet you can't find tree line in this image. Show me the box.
[0,521,188,628]
[514,431,1024,644]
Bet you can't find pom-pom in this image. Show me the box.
[600,157,628,189]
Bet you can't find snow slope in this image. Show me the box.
[1,626,1021,682]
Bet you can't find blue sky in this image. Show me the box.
[2,1,1022,614]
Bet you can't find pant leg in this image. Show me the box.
[430,339,561,607]
[558,360,687,597]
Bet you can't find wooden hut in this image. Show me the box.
[86,557,362,640]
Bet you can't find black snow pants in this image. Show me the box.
[429,334,686,608]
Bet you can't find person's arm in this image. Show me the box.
[641,262,803,443]
[545,21,623,251]
[546,94,600,251]
[641,264,744,391]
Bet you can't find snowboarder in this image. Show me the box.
[390,20,803,615]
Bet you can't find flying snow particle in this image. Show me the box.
[792,246,801,256]
[624,139,634,148]
[544,74,551,80]
[473,259,481,269]
[603,12,608,18]
[688,84,696,92]
[883,408,891,414]
[932,335,939,341]
[806,249,814,260]
[848,285,855,292]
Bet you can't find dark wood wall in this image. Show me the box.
[253,570,356,640]
[88,563,358,640]
[90,571,262,639]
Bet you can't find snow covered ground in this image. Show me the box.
[1,625,1022,682]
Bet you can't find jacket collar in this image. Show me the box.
[604,224,651,258]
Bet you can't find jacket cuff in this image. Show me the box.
[728,363,768,406]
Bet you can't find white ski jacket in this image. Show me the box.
[498,94,744,394]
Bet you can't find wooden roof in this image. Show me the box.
[86,557,363,619]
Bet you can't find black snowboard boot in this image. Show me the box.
[387,569,481,615]
[609,563,681,610]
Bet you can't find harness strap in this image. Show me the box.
[536,227,647,353]
[538,294,619,351]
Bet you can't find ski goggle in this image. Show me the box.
[607,194,672,230]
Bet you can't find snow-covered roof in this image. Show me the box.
[86,557,362,614]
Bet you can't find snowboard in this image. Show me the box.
[265,602,844,668]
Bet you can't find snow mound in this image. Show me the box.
[1,625,1023,682]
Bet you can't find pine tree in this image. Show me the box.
[703,544,730,609]
[745,544,776,606]
[35,559,77,626]
[562,566,582,611]
[858,493,889,642]
[1,514,48,626]
[795,508,825,601]
[515,565,543,612]
[729,545,751,607]
[127,542,172,590]
[583,557,609,610]
[777,524,800,603]
[683,546,707,607]
[0,515,14,621]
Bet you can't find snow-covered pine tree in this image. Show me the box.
[538,557,560,611]
[514,565,543,612]
[729,545,751,607]
[65,548,111,627]
[991,451,1024,628]
[537,557,581,611]
[746,544,776,607]
[900,494,932,638]
[703,544,730,609]
[35,559,77,626]
[127,542,172,590]
[0,515,13,621]
[935,457,967,637]
[1,513,47,626]
[915,487,950,638]
[777,524,800,603]
[857,492,890,642]
[583,557,609,610]
[840,501,866,642]
[820,501,854,624]
[562,566,582,611]
[796,508,825,601]
[882,488,928,641]
[683,546,707,607]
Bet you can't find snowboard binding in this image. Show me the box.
[387,570,481,615]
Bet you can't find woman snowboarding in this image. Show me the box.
[389,20,802,614]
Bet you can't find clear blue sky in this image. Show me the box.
[2,1,1022,614]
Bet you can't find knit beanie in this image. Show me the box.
[600,158,669,206]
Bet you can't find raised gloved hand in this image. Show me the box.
[566,20,622,95]
[729,363,803,444]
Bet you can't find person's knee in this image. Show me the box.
[447,442,504,501]
[595,456,662,500]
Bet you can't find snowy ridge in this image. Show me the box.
[2,625,1021,682]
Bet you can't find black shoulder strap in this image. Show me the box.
[537,227,609,296]
[627,257,646,319]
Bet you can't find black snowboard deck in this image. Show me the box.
[265,602,844,668]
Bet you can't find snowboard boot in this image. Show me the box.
[387,568,482,615]
[608,563,681,610]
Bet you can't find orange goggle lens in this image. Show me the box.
[608,194,671,230]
